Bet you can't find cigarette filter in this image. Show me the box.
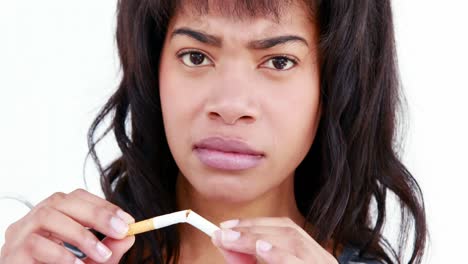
[127,210,187,236]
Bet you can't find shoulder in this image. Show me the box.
[337,246,384,264]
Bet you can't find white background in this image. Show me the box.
[0,0,467,263]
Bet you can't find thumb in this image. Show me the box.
[217,248,257,264]
[85,235,135,264]
[212,236,257,264]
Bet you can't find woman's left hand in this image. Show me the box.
[211,217,338,264]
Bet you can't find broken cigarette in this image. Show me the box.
[127,209,220,237]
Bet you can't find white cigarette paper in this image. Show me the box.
[151,210,187,229]
[127,209,220,237]
[185,210,221,237]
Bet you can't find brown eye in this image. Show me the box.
[189,53,204,65]
[179,51,213,67]
[262,56,297,71]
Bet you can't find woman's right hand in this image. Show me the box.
[0,189,136,264]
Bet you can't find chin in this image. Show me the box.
[195,177,259,204]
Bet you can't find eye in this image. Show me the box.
[261,56,297,71]
[177,50,213,67]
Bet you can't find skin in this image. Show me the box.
[0,189,136,264]
[160,2,338,264]
[0,2,339,264]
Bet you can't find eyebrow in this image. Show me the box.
[172,27,222,46]
[171,27,309,49]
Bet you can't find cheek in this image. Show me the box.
[159,57,211,169]
[269,75,320,168]
[160,58,196,127]
[159,55,208,122]
[159,58,194,157]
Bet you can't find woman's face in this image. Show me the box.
[159,2,321,203]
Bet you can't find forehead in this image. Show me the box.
[169,0,315,39]
[175,0,301,21]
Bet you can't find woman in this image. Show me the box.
[0,0,427,263]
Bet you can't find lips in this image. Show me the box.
[194,137,264,156]
[193,137,264,170]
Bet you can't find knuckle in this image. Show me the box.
[288,235,313,258]
[50,248,77,264]
[87,197,119,219]
[284,226,298,237]
[292,238,308,258]
[110,204,122,215]
[101,201,120,214]
[91,204,101,216]
[48,192,67,205]
[0,244,9,258]
[23,234,40,253]
[92,204,111,222]
[4,221,18,241]
[276,253,289,263]
[69,188,87,197]
[34,206,54,223]
[102,203,120,216]
[289,237,301,250]
[76,227,96,248]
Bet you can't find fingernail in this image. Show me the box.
[211,230,222,246]
[221,229,240,242]
[256,240,272,252]
[220,219,239,229]
[117,209,135,224]
[212,229,221,240]
[96,241,112,259]
[111,216,129,235]
[75,258,85,264]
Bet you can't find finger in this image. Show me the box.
[211,235,257,264]
[221,217,297,228]
[221,217,315,243]
[35,191,134,225]
[85,236,135,264]
[212,227,309,258]
[213,226,338,263]
[30,192,131,240]
[0,255,32,264]
[23,233,81,264]
[0,244,35,264]
[218,248,257,264]
[21,206,114,263]
[67,189,134,224]
[51,196,131,239]
[255,240,303,264]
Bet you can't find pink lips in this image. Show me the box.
[193,137,264,170]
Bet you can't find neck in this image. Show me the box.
[174,172,306,264]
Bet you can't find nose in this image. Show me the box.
[204,67,259,126]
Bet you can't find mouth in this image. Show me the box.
[193,137,265,171]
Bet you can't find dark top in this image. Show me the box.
[337,246,383,264]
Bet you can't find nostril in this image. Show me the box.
[239,115,255,124]
[208,112,221,120]
[207,111,256,125]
